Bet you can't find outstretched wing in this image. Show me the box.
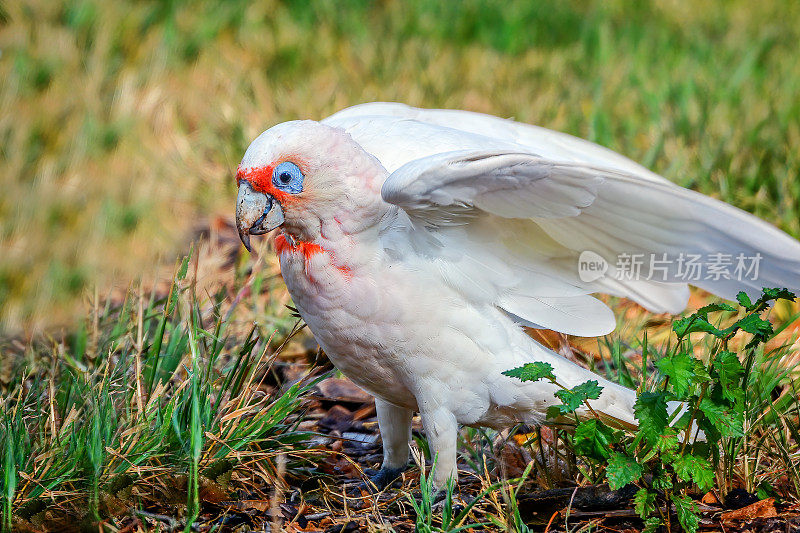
[324,101,669,182]
[378,149,800,336]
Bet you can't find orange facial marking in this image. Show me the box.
[236,164,296,206]
[274,234,324,259]
[274,234,351,280]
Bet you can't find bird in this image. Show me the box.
[234,102,800,490]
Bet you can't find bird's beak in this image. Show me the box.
[236,181,285,252]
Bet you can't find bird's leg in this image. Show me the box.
[419,407,459,491]
[370,397,413,490]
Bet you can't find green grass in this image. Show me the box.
[3,1,800,530]
[0,256,321,531]
[5,276,797,530]
[2,0,800,331]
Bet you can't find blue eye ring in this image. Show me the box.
[272,161,304,194]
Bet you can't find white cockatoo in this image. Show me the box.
[235,102,800,489]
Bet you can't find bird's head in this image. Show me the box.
[235,120,384,251]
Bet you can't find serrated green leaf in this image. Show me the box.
[634,488,657,518]
[670,406,694,432]
[691,359,712,384]
[655,352,695,397]
[761,287,795,302]
[502,362,555,383]
[652,471,673,491]
[634,391,669,447]
[655,429,679,456]
[642,517,662,533]
[699,397,744,438]
[734,313,773,338]
[573,419,618,460]
[606,452,643,490]
[673,453,714,491]
[545,405,562,420]
[697,302,736,314]
[672,315,723,338]
[736,291,753,309]
[554,380,603,413]
[672,494,700,533]
[698,396,725,420]
[713,351,744,402]
[756,481,776,500]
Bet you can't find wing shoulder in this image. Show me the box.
[325,102,668,182]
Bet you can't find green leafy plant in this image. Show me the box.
[505,288,797,532]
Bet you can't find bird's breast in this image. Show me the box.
[276,240,562,423]
[275,238,426,406]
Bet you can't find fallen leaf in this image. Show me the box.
[721,498,777,521]
[352,402,376,421]
[318,404,355,433]
[316,378,372,403]
[512,433,536,446]
[235,499,271,513]
[493,435,533,479]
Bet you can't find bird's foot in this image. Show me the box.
[346,466,406,496]
[368,465,407,491]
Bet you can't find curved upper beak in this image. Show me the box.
[236,181,285,252]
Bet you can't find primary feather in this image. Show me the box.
[236,102,800,488]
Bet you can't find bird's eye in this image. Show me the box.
[271,161,304,194]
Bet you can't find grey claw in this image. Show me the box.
[368,466,407,491]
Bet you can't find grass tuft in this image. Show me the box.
[0,254,321,530]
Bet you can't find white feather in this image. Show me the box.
[237,103,799,488]
[370,138,800,327]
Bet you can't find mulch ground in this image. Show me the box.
[110,366,800,532]
[13,222,800,532]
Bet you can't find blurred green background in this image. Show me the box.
[2,0,799,334]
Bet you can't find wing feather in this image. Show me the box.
[324,103,800,334]
[499,293,617,336]
[378,149,800,331]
